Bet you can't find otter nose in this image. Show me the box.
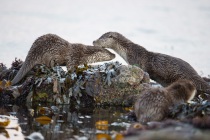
[93,40,96,45]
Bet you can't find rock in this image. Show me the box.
[89,64,150,106]
[112,65,144,86]
[0,61,150,106]
[124,120,210,140]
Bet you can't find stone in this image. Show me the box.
[112,65,145,86]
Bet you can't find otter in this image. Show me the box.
[134,79,196,124]
[93,32,210,94]
[11,34,115,85]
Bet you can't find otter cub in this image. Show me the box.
[93,32,210,94]
[134,79,196,124]
[11,34,115,85]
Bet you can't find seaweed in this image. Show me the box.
[169,95,210,120]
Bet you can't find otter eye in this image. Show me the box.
[108,35,112,38]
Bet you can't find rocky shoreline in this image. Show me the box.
[0,59,151,106]
[1,58,210,139]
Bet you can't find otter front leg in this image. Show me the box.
[49,59,56,69]
[42,53,57,69]
[66,60,78,73]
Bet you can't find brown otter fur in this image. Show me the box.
[134,79,196,124]
[12,34,115,85]
[93,32,210,94]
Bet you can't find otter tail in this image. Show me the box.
[11,56,38,85]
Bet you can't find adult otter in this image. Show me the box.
[134,79,196,124]
[11,34,115,85]
[93,32,210,94]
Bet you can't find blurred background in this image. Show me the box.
[0,0,209,76]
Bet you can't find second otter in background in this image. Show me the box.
[134,79,196,124]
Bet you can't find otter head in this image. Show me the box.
[93,32,122,49]
[180,80,196,102]
[95,48,116,61]
[167,79,196,103]
[85,46,115,63]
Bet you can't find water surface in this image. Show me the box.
[0,0,210,76]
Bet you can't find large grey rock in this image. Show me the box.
[112,65,149,85]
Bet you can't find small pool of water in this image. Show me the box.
[0,103,133,140]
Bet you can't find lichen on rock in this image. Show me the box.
[111,65,149,86]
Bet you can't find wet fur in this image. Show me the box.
[93,32,210,94]
[12,34,115,85]
[134,79,196,124]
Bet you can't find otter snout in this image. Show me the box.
[93,40,105,48]
[93,40,100,47]
[93,40,96,45]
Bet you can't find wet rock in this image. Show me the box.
[0,60,150,106]
[124,120,210,140]
[0,78,34,105]
[189,116,210,129]
[86,64,150,106]
[0,89,15,105]
[26,132,44,140]
[30,62,150,106]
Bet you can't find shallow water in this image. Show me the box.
[0,0,210,76]
[0,104,131,140]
